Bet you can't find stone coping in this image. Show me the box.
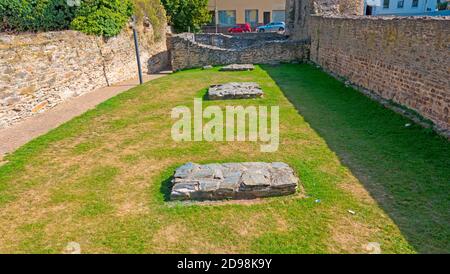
[314,14,450,21]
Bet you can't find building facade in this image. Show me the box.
[207,0,286,30]
[365,0,442,15]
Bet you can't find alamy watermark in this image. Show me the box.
[171,98,279,152]
[66,0,81,7]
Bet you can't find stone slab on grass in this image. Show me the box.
[220,64,255,71]
[170,162,299,201]
[208,82,263,100]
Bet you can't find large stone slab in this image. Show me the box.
[170,162,299,201]
[220,64,255,71]
[208,82,263,100]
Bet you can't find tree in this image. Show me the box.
[70,0,134,37]
[161,0,211,32]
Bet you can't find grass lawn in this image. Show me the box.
[0,64,448,253]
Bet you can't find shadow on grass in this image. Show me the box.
[262,64,450,253]
[160,177,173,202]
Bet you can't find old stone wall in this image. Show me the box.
[310,15,450,133]
[194,33,287,48]
[168,33,309,71]
[286,0,364,40]
[0,25,168,129]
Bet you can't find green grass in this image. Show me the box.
[264,64,450,253]
[0,64,448,253]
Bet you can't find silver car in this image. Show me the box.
[256,22,286,33]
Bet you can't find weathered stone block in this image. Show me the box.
[208,82,263,100]
[220,64,255,71]
[170,162,299,201]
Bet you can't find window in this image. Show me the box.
[412,0,419,7]
[218,10,236,26]
[263,11,271,24]
[397,0,404,8]
[383,0,390,8]
[245,9,258,27]
[272,10,286,23]
[209,10,216,25]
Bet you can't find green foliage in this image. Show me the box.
[437,2,448,10]
[0,0,77,32]
[0,0,168,38]
[161,0,210,32]
[70,0,134,37]
[132,0,167,42]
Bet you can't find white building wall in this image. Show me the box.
[370,0,438,15]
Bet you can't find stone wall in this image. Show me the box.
[0,25,168,129]
[310,15,450,134]
[194,33,288,48]
[168,33,309,71]
[286,0,364,40]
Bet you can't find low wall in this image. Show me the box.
[168,33,309,71]
[310,15,450,134]
[0,26,168,129]
[194,33,288,48]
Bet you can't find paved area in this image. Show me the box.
[0,72,171,157]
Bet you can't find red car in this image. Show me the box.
[228,23,252,33]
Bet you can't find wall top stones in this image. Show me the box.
[168,32,309,70]
[313,14,450,20]
[170,32,290,50]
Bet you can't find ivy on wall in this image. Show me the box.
[70,0,134,37]
[0,0,167,38]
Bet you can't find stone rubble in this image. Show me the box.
[170,162,299,201]
[208,82,263,100]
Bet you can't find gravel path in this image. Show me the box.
[0,72,171,157]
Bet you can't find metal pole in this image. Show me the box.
[132,16,143,85]
[215,0,218,33]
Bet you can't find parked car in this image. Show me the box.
[256,22,285,33]
[228,23,252,33]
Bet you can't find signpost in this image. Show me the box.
[132,16,143,85]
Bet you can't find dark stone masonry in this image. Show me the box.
[170,162,299,201]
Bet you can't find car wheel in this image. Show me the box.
[278,27,285,32]
[259,29,265,33]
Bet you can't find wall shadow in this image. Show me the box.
[147,51,170,74]
[261,64,450,253]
